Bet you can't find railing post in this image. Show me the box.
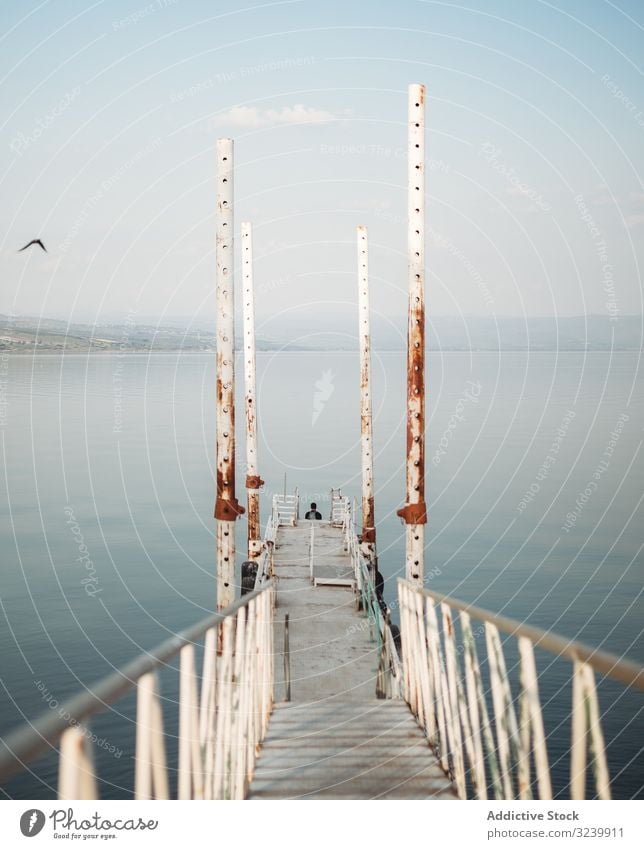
[518,636,552,800]
[200,627,217,798]
[397,83,427,586]
[178,644,203,799]
[570,660,611,800]
[242,221,264,560]
[230,606,248,799]
[357,225,377,580]
[283,614,291,702]
[58,726,98,800]
[134,671,169,801]
[215,137,244,610]
[213,615,235,798]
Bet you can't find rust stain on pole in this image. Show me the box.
[215,138,244,610]
[241,221,264,560]
[396,84,427,586]
[357,225,377,569]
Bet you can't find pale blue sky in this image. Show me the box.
[1,0,642,327]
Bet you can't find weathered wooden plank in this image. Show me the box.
[249,699,455,799]
[253,746,431,763]
[250,776,456,800]
[259,731,429,743]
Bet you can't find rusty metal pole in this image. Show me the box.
[215,138,244,610]
[241,221,264,560]
[396,84,426,586]
[357,225,377,577]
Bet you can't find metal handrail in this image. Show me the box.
[342,500,402,698]
[398,578,644,801]
[272,490,299,527]
[330,488,348,525]
[283,614,291,702]
[400,581,644,691]
[254,510,278,588]
[0,584,274,797]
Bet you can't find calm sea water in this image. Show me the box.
[0,351,642,799]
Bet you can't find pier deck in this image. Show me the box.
[248,521,456,800]
[272,521,377,702]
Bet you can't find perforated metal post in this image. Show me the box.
[396,84,426,586]
[215,138,243,610]
[241,221,264,560]
[357,225,377,576]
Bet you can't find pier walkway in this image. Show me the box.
[248,521,456,800]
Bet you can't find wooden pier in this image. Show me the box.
[248,519,456,800]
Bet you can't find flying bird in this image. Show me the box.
[18,239,47,253]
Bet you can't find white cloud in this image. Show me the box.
[505,184,532,197]
[214,103,343,128]
[589,188,644,209]
[625,213,644,229]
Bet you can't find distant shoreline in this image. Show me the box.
[3,347,643,356]
[2,314,642,355]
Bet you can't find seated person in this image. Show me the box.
[304,501,322,520]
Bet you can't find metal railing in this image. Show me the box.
[283,614,291,703]
[0,585,274,800]
[309,524,315,582]
[272,488,299,527]
[342,498,402,699]
[330,488,347,526]
[398,579,644,800]
[253,509,278,589]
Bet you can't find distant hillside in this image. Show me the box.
[244,314,643,352]
[0,314,641,353]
